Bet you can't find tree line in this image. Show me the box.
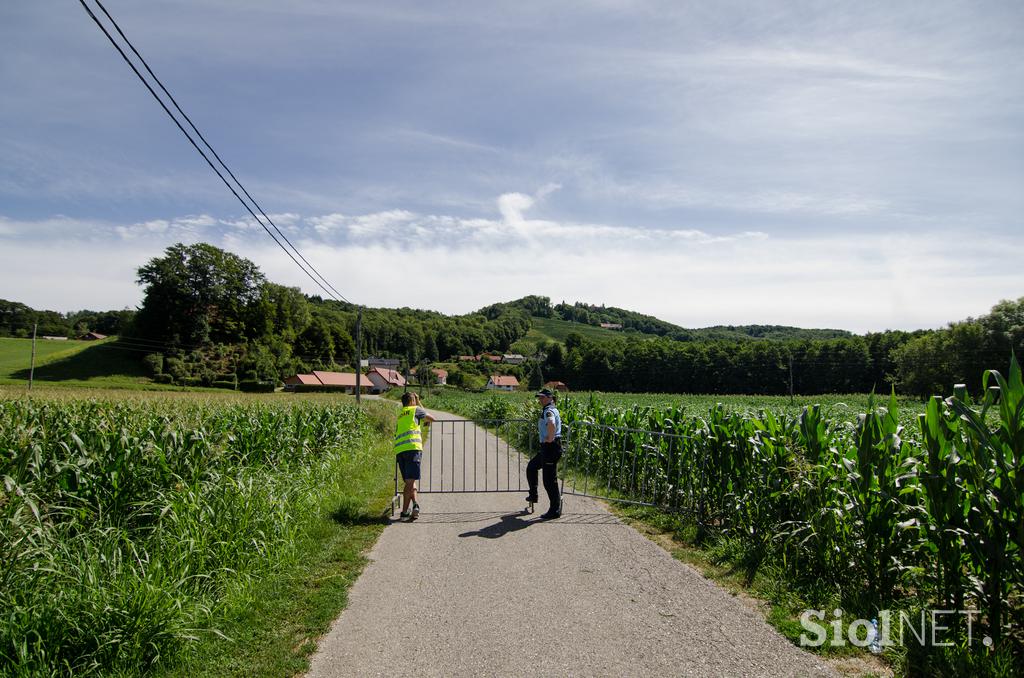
[0,299,134,339]
[4,241,1019,396]
[540,297,1022,397]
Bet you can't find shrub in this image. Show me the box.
[239,380,275,393]
[142,353,164,376]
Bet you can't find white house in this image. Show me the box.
[486,375,520,391]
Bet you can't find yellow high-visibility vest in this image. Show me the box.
[394,406,423,454]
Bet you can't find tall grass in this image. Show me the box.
[0,395,390,676]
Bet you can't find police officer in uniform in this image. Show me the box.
[527,388,562,519]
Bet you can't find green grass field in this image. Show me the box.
[0,336,94,375]
[527,315,633,344]
[0,336,164,389]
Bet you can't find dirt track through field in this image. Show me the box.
[305,407,838,678]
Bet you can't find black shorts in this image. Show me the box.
[396,450,422,481]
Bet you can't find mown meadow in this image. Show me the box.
[415,366,1023,676]
[0,388,395,677]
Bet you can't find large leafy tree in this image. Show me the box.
[134,243,267,346]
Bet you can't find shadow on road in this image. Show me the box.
[458,512,532,539]
[449,511,623,538]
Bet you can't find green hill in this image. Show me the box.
[0,337,153,389]
[513,313,853,354]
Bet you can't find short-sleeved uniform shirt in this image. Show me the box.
[538,403,561,443]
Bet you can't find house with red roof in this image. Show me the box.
[486,375,520,391]
[367,366,407,393]
[283,371,373,394]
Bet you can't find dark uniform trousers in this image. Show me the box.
[527,438,562,513]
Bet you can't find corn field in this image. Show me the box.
[0,395,386,676]
[555,360,1023,668]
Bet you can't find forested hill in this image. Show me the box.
[488,296,852,342]
[3,243,1021,397]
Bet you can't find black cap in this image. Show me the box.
[535,388,554,398]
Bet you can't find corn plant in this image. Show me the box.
[944,357,1024,645]
[841,393,921,609]
[918,394,968,631]
[0,395,385,676]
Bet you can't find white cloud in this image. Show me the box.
[4,197,1019,333]
[241,231,1020,334]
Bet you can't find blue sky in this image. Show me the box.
[1,0,1021,332]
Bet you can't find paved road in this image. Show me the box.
[306,408,838,678]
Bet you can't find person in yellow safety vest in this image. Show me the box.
[395,391,435,520]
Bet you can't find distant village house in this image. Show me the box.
[544,381,569,392]
[367,366,407,393]
[486,375,520,391]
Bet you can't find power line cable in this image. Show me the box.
[90,0,349,304]
[77,0,350,304]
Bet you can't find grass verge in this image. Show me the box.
[153,438,395,678]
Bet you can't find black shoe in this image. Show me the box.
[539,511,561,520]
[525,493,539,503]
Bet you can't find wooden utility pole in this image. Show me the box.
[28,322,38,391]
[788,353,795,405]
[355,306,362,405]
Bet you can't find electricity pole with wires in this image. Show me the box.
[28,322,38,392]
[355,306,362,405]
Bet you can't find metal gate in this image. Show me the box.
[394,418,704,515]
[394,419,539,496]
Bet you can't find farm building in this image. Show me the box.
[486,375,520,391]
[367,357,400,369]
[79,332,108,340]
[284,374,321,390]
[367,366,406,393]
[502,354,526,365]
[544,381,569,392]
[284,372,374,394]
